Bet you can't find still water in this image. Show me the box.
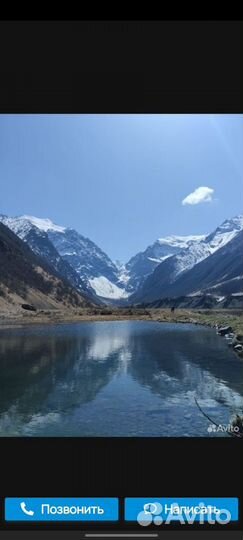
[0,320,243,437]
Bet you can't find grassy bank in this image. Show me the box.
[149,308,243,336]
[0,306,242,337]
[0,306,152,328]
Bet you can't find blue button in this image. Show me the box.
[5,498,119,522]
[125,498,239,523]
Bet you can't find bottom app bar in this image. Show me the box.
[4,496,239,525]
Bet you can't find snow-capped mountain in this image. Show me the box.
[172,215,243,277]
[132,216,243,303]
[47,227,126,300]
[0,214,93,298]
[205,215,243,249]
[0,221,91,311]
[149,229,243,304]
[1,213,242,304]
[0,215,124,301]
[124,234,206,292]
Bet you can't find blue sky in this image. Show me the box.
[0,114,242,261]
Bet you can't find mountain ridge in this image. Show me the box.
[132,219,243,303]
[1,213,242,304]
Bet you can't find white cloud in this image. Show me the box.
[182,186,214,206]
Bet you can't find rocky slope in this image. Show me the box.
[0,222,91,312]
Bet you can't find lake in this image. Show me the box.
[0,320,243,437]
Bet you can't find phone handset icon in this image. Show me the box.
[20,502,35,516]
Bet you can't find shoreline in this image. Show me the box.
[0,307,242,358]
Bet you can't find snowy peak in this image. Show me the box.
[124,233,206,293]
[18,215,66,233]
[0,214,35,240]
[171,216,243,275]
[133,215,243,303]
[205,215,243,253]
[217,215,243,231]
[157,234,206,248]
[0,214,66,239]
[163,217,243,279]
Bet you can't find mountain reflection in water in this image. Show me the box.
[0,321,243,436]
